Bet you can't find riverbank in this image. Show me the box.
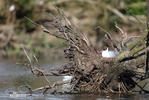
[0,0,146,62]
[0,28,67,62]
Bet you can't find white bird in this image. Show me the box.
[9,5,15,12]
[102,48,119,58]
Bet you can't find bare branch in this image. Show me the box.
[23,47,32,64]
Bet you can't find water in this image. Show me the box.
[0,61,149,100]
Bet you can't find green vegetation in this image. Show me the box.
[126,1,146,15]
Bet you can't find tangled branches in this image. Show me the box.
[23,9,149,94]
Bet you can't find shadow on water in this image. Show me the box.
[0,61,149,100]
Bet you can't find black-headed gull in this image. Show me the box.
[102,48,119,58]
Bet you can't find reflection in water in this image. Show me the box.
[0,61,149,100]
[62,76,73,92]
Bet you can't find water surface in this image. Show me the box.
[0,61,149,100]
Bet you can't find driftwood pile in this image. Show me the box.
[23,9,149,94]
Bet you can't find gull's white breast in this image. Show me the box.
[102,48,119,58]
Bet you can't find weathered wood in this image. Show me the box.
[23,8,149,94]
[39,10,146,93]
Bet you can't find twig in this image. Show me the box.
[20,80,70,94]
[95,26,112,37]
[107,6,128,23]
[23,47,32,64]
[115,23,129,49]
[95,25,120,51]
[23,63,67,76]
[24,16,40,27]
[33,54,39,63]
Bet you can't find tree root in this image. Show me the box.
[22,8,149,94]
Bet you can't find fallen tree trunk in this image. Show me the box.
[23,9,149,94]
